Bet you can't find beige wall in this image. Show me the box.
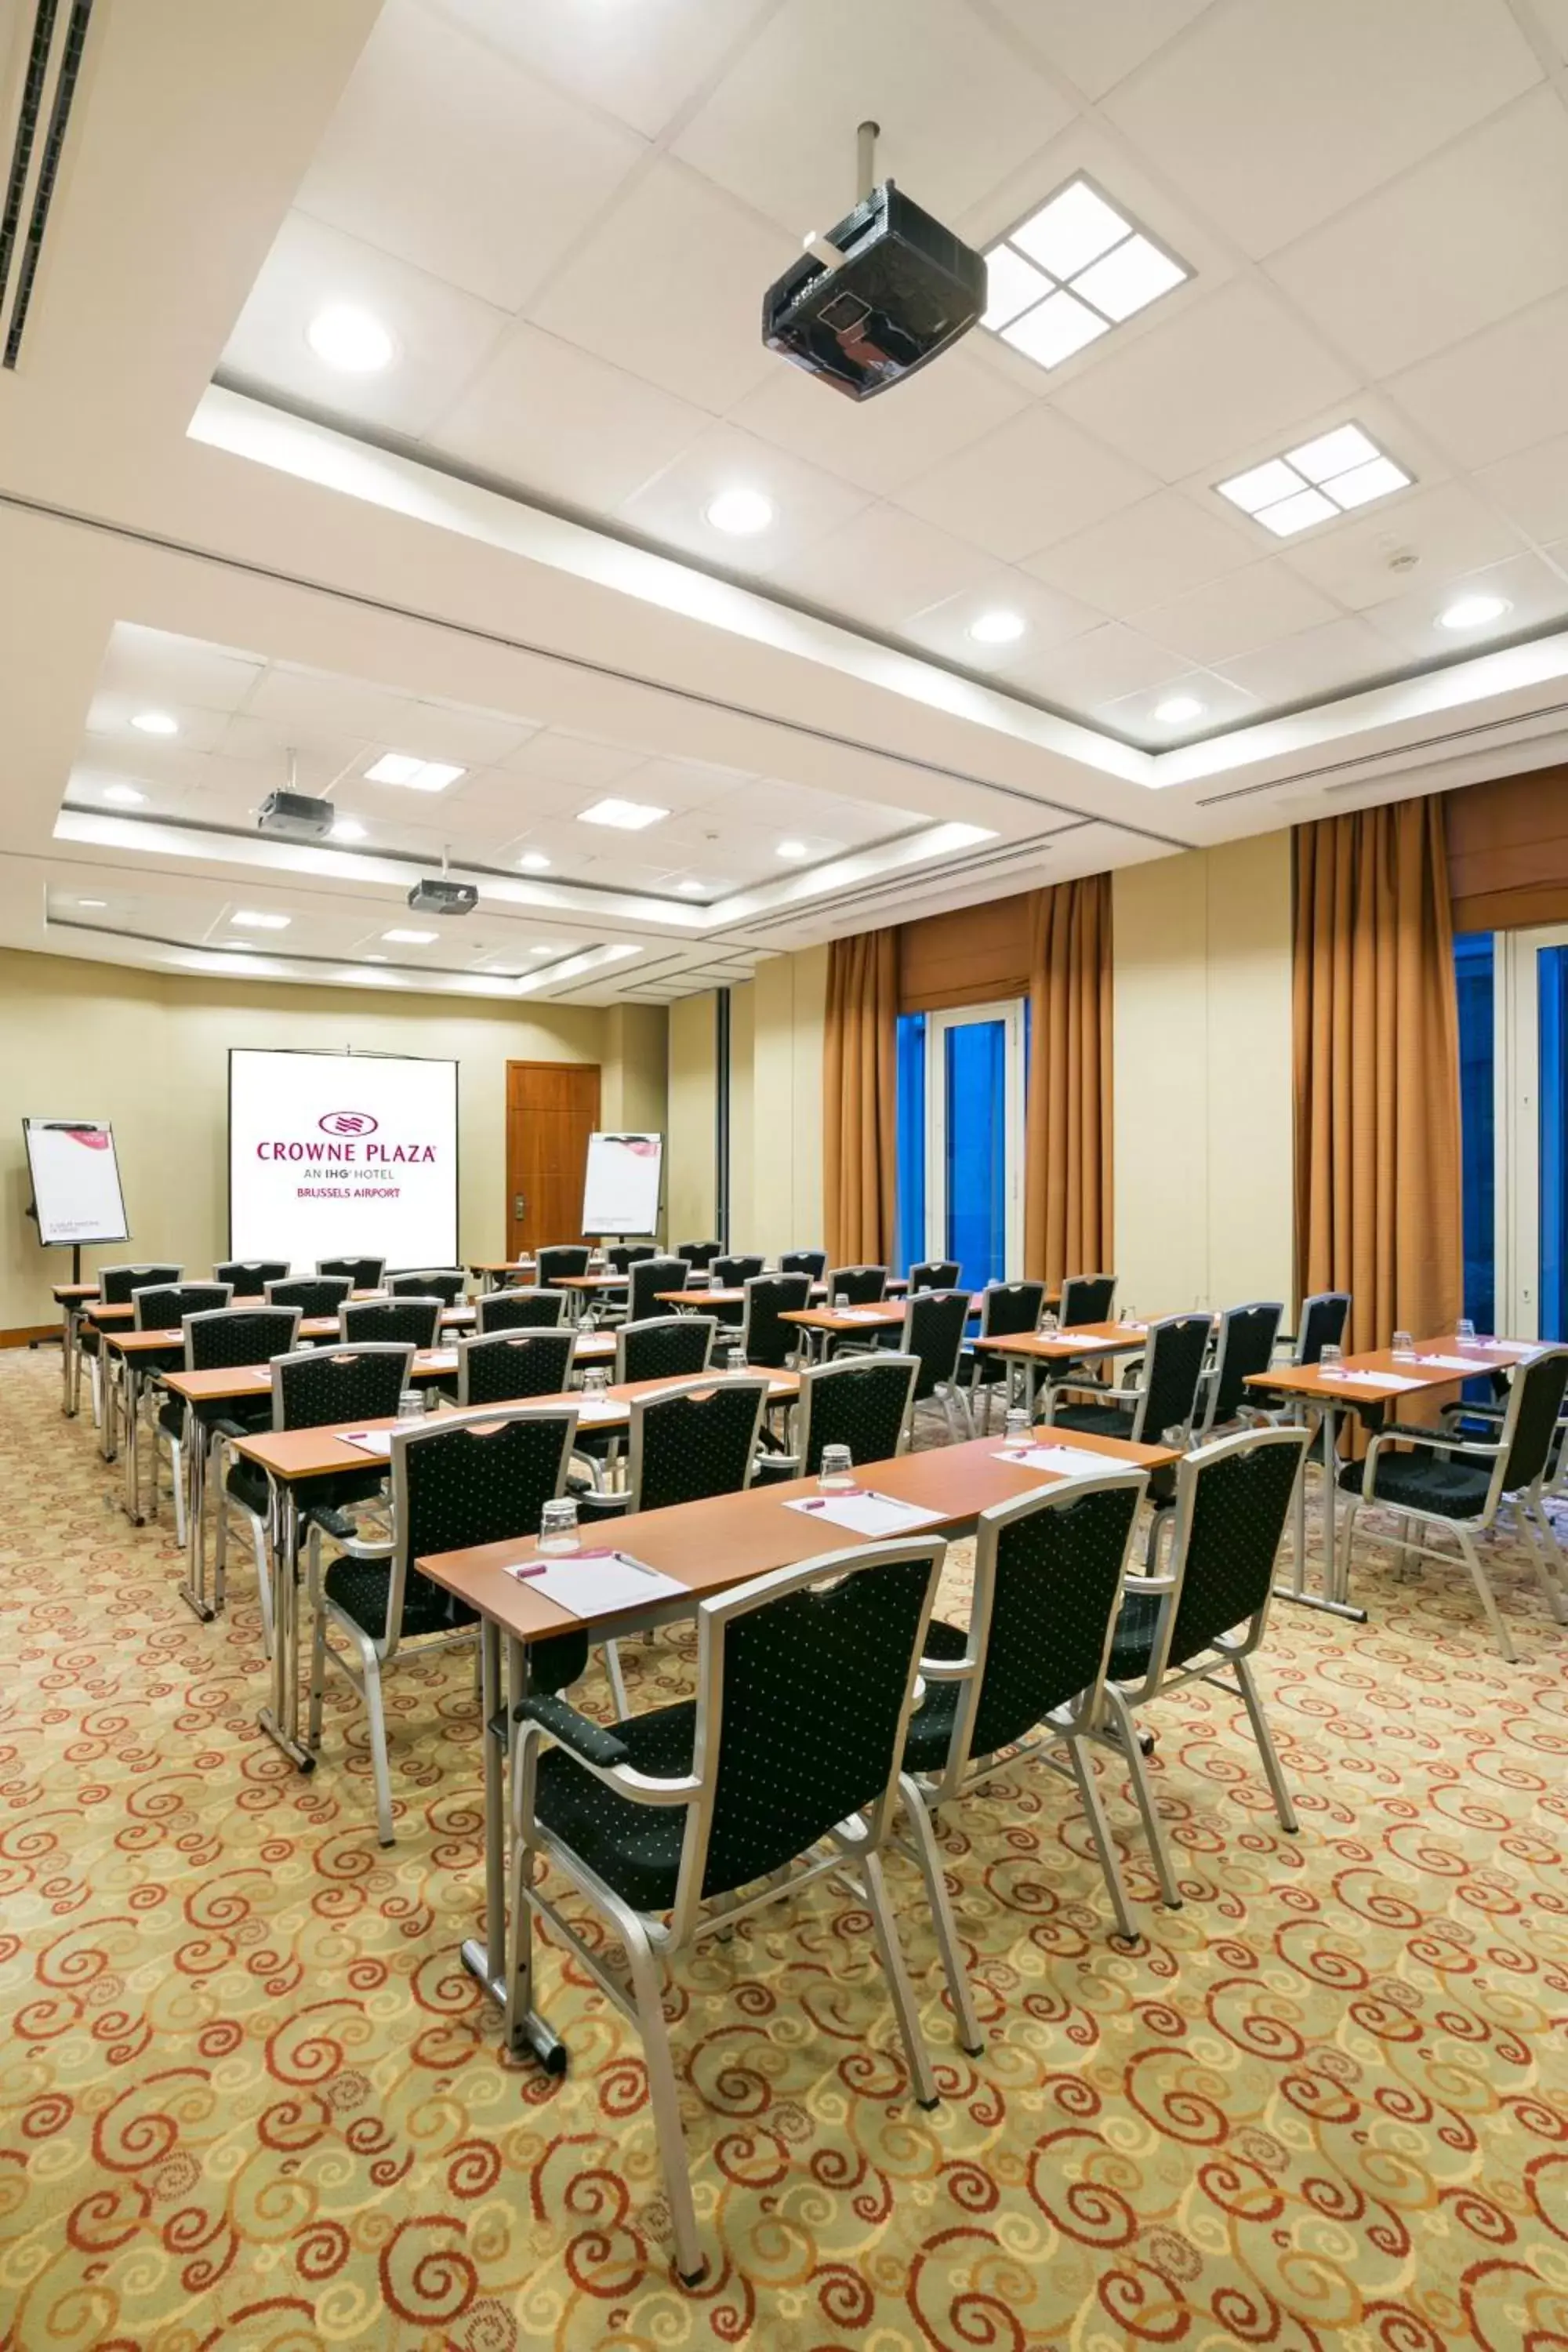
[0,947,667,1330]
[1112,835,1294,1315]
[666,993,717,1247]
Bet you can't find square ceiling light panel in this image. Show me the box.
[365,753,467,790]
[982,177,1191,374]
[1218,424,1412,537]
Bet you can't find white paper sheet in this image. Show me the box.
[993,1444,1105,1478]
[1320,1370,1425,1392]
[1470,1339,1536,1359]
[506,1549,686,1618]
[784,1489,944,1535]
[831,1307,891,1324]
[342,1428,393,1457]
[572,1394,624,1422]
[1414,1354,1490,1374]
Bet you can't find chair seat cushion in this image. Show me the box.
[158,1399,186,1443]
[1108,1588,1165,1682]
[1338,1446,1491,1518]
[532,1700,699,1911]
[902,1617,967,1771]
[1051,1401,1135,1440]
[323,1555,477,1642]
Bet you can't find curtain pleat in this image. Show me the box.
[1294,797,1462,1356]
[1024,874,1113,1285]
[822,928,898,1265]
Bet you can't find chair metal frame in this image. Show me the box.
[456,1329,576,1408]
[753,1351,918,1482]
[172,1304,301,1643]
[316,1256,387,1290]
[477,1287,567,1334]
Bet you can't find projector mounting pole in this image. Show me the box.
[857,119,880,202]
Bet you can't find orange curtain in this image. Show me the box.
[1294,797,1463,1356]
[1024,874,1113,1284]
[823,927,898,1265]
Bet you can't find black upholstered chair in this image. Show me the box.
[478,1287,566,1334]
[1094,1427,1308,1907]
[1337,1344,1568,1659]
[780,1248,826,1280]
[902,1467,1148,1967]
[317,1256,386,1290]
[339,1298,442,1351]
[585,1377,768,1522]
[909,1258,961,1294]
[616,1316,717,1385]
[215,1259,290,1298]
[826,1263,888,1306]
[711,1253,764,1290]
[266,1275,353,1319]
[1059,1273,1117,1327]
[389,1269,466,1305]
[456,1330,575,1408]
[81,1262,184,1421]
[753,1353,917,1486]
[607,1244,659,1272]
[536,1246,591,1289]
[629,1255,688,1323]
[897,1290,976,1441]
[309,1406,581,1844]
[739,1272,811,1369]
[1293,1291,1352,1365]
[676,1240,721,1270]
[133,1281,231,1330]
[506,1534,948,2284]
[158,1305,301,1626]
[960,1279,1046,1428]
[1195,1301,1284,1441]
[1048,1312,1211,1452]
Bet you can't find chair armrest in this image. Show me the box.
[1377,1423,1501,1457]
[514,1692,628,1769]
[751,1454,800,1486]
[916,1652,975,1681]
[1120,1572,1175,1598]
[579,1490,631,1519]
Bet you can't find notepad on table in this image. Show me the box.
[994,1444,1104,1478]
[572,1394,622,1422]
[342,1428,393,1457]
[1414,1353,1490,1374]
[831,1307,888,1323]
[505,1549,686,1618]
[785,1490,943,1536]
[1321,1370,1424,1393]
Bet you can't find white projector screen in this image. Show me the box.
[229,1050,459,1270]
[582,1131,662,1236]
[24,1119,130,1247]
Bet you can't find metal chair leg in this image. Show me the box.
[622,1917,705,2285]
[1519,1504,1568,1624]
[1063,1735,1138,1943]
[362,1647,396,1845]
[897,1777,984,2055]
[602,1639,630,1720]
[252,1518,274,1659]
[307,1599,328,1750]
[1230,1656,1298,1834]
[855,1843,941,2108]
[1101,1686,1181,1908]
[1456,1526,1517,1662]
[170,1440,186,1548]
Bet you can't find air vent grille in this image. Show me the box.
[0,0,95,369]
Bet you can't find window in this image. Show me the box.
[895,1000,1025,1289]
[1454,933,1494,1334]
[1457,925,1568,1341]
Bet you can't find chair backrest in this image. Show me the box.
[780,1249,826,1280]
[536,1246,591,1288]
[630,1255,688,1321]
[795,1354,918,1476]
[134,1282,230,1330]
[316,1256,386,1290]
[909,1259,960,1294]
[477,1287,566,1334]
[339,1298,442,1350]
[386,1406,579,1654]
[389,1269,466,1305]
[827,1263,887,1306]
[272,1343,414,1430]
[183,1305,300,1371]
[927,1471,1146,1795]
[214,1259,289,1298]
[1060,1273,1116,1327]
[1147,1427,1308,1679]
[1201,1301,1285,1434]
[100,1263,182,1306]
[457,1330,575,1408]
[739,1272,811,1368]
[712,1253,764,1289]
[606,1244,658,1272]
[1131,1312,1214,1443]
[629,1377,771,1513]
[668,1539,944,1931]
[979,1279,1044,1339]
[677,1240,721,1269]
[1497,1345,1568,1498]
[1296,1292,1350,1365]
[900,1289,972,1400]
[617,1315,717,1385]
[265,1275,352,1318]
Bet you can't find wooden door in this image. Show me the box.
[506,1061,601,1258]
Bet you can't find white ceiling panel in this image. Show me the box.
[528,158,793,413]
[1279,480,1529,610]
[1023,489,1257,618]
[896,405,1156,561]
[296,1,646,313]
[222,210,510,436]
[1532,0,1568,59]
[671,0,1073,238]
[1362,550,1568,662]
[900,571,1105,671]
[613,421,871,574]
[498,731,652,787]
[726,340,1029,498]
[94,629,266,715]
[1010,620,1192,711]
[1051,278,1357,483]
[1268,89,1568,378]
[1102,0,1541,259]
[767,503,996,628]
[989,0,1218,102]
[1094,668,1261,742]
[433,325,711,512]
[1475,433,1568,548]
[424,0,779,138]
[1131,557,1341,666]
[1213,613,1395,708]
[1385,289,1568,472]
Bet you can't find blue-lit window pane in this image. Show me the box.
[1541,945,1568,1341]
[1455,933,1494,1334]
[895,1012,926,1277]
[945,1018,1006,1290]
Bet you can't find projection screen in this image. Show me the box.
[229,1049,459,1270]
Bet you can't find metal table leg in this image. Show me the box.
[100,1350,118,1462]
[179,1409,216,1624]
[122,1363,144,1524]
[258,1483,313,1770]
[1273,1396,1366,1623]
[461,1620,568,2072]
[60,1305,78,1415]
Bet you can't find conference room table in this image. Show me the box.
[413,1417,1181,2067]
[228,1369,803,1773]
[658,1283,829,1312]
[781,1294,983,1360]
[468,1259,538,1292]
[972,1319,1154,1416]
[1244,1331,1537,1619]
[51,1280,100,1417]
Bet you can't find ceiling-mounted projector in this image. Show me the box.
[762,121,986,401]
[257,789,336,841]
[407,877,477,916]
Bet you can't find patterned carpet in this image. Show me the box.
[2,1348,1567,2351]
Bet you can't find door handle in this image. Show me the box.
[514,1194,527,1219]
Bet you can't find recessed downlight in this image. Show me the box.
[677,880,708,895]
[75,897,107,908]
[705,487,774,536]
[231,909,291,931]
[382,927,437,946]
[330,816,368,843]
[576,797,668,831]
[517,851,552,871]
[967,609,1026,646]
[102,784,146,806]
[1154,695,1205,724]
[776,839,808,860]
[365,753,465,791]
[1438,593,1511,631]
[130,710,178,736]
[362,953,389,963]
[306,303,394,373]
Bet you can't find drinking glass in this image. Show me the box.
[727,1345,748,1373]
[538,1499,579,1554]
[1319,1343,1343,1374]
[1392,1330,1415,1361]
[1004,1407,1032,1451]
[1457,1318,1477,1347]
[1120,1303,1138,1329]
[583,1367,608,1396]
[833,1292,850,1312]
[818,1443,854,1490]
[1041,1309,1059,1336]
[397,1389,425,1423]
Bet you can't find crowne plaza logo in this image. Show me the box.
[320,1111,378,1137]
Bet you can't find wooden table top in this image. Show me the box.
[973,1320,1149,1361]
[85,1287,394,1327]
[53,1283,100,1302]
[782,1298,981,1335]
[416,1421,1178,1645]
[232,1370,800,1480]
[163,1348,461,1403]
[467,1261,537,1276]
[92,1301,474,1341]
[1247,1333,1537,1404]
[555,1272,630,1291]
[659,1283,829,1308]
